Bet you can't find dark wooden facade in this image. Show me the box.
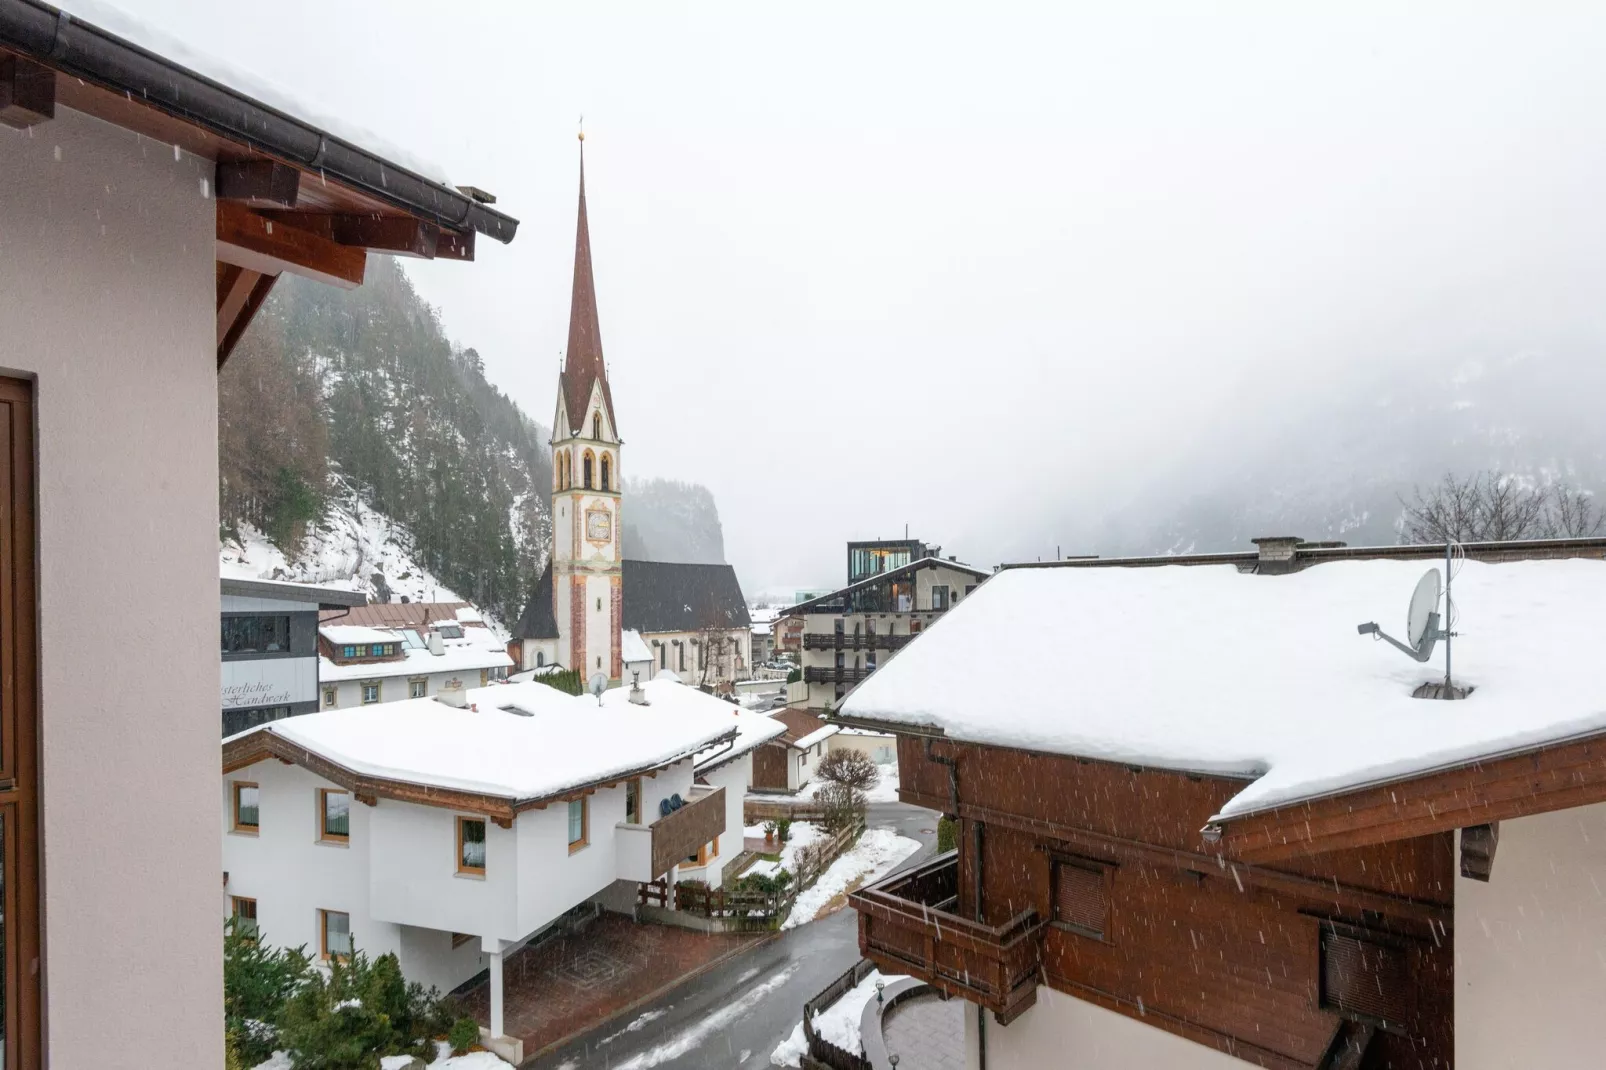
[851,735,1455,1069]
[751,741,791,791]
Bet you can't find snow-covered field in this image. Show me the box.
[769,968,906,1067]
[782,827,921,930]
[741,819,824,879]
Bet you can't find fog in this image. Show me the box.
[117,1,1606,594]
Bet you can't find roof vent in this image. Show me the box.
[1251,536,1304,574]
[435,688,469,708]
[628,671,648,706]
[498,703,534,717]
[427,631,445,656]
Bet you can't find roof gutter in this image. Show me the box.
[0,0,518,242]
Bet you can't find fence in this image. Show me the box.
[744,797,827,824]
[802,959,877,1070]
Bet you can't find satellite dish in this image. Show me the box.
[1406,569,1442,649]
[588,673,607,700]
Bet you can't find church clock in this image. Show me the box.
[585,504,613,544]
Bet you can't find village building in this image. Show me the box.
[837,535,1606,1070]
[221,574,366,736]
[509,145,751,690]
[316,619,512,709]
[222,679,737,1064]
[790,552,991,711]
[771,613,805,658]
[0,5,515,1065]
[750,709,841,793]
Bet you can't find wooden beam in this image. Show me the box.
[1460,822,1499,882]
[0,55,54,130]
[262,212,441,259]
[216,160,301,208]
[436,229,475,261]
[216,201,366,290]
[491,815,513,830]
[216,262,278,369]
[1219,731,1606,863]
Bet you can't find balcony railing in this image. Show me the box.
[802,633,917,652]
[802,666,873,685]
[649,784,726,879]
[849,851,1044,1024]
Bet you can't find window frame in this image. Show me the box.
[409,677,428,699]
[322,686,338,709]
[567,796,589,853]
[318,788,351,845]
[1049,853,1114,942]
[319,908,352,961]
[456,816,487,877]
[360,680,381,705]
[231,781,260,835]
[625,778,642,825]
[231,896,259,942]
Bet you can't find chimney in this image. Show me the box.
[1251,536,1304,575]
[427,630,445,656]
[628,671,648,706]
[435,688,469,709]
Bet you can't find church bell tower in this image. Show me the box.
[550,132,623,686]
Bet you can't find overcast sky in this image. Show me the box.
[112,1,1606,595]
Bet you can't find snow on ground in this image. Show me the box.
[783,828,922,929]
[741,820,824,879]
[770,968,907,1067]
[256,1053,512,1070]
[607,964,800,1070]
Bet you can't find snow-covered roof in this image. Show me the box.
[454,607,484,624]
[319,642,513,683]
[784,556,991,615]
[839,556,1606,820]
[794,724,841,751]
[620,629,654,665]
[62,0,452,183]
[226,682,735,801]
[591,678,788,770]
[508,665,566,682]
[319,625,402,646]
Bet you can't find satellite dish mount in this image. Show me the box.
[1356,543,1464,699]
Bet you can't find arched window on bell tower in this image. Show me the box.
[600,453,611,492]
[582,450,595,489]
[593,412,602,440]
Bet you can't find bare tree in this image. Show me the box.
[1398,471,1604,543]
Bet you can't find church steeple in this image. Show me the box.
[559,133,617,438]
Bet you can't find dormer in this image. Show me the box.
[318,625,407,665]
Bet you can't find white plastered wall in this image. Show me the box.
[964,988,1247,1070]
[3,106,222,1066]
[1455,801,1606,1069]
[676,754,751,888]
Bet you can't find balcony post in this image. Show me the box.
[488,947,505,1039]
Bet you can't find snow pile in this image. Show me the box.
[228,681,736,801]
[783,828,921,929]
[770,968,906,1067]
[256,1050,512,1070]
[841,557,1606,818]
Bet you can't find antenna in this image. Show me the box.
[1355,544,1463,698]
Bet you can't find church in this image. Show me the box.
[511,139,751,690]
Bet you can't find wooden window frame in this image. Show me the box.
[318,788,351,845]
[319,908,351,961]
[231,896,259,942]
[231,781,260,835]
[625,778,642,825]
[1318,921,1417,1034]
[567,796,589,854]
[456,816,487,877]
[1049,853,1115,942]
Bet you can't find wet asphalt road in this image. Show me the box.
[528,801,939,1070]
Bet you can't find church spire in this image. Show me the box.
[560,130,617,437]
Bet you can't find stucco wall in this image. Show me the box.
[965,987,1247,1070]
[677,755,751,888]
[1455,801,1606,1069]
[829,731,897,765]
[643,627,750,685]
[2,106,222,1066]
[369,798,520,941]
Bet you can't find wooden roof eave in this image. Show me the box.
[1212,726,1606,863]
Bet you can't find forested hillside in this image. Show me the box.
[220,258,727,624]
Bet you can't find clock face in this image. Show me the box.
[586,506,613,543]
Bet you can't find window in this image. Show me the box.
[343,645,356,658]
[409,678,428,699]
[866,652,877,672]
[1052,859,1109,939]
[457,817,487,876]
[834,619,844,636]
[677,644,685,672]
[910,619,923,634]
[583,450,594,489]
[1319,925,1414,1029]
[232,782,260,834]
[567,797,588,852]
[600,453,611,490]
[835,651,845,669]
[322,686,337,709]
[658,642,666,669]
[231,897,258,942]
[222,705,292,737]
[593,412,602,440]
[361,681,380,705]
[866,618,876,636]
[536,651,545,667]
[965,584,978,597]
[685,838,717,867]
[452,932,475,949]
[221,614,291,655]
[625,778,641,825]
[320,909,352,960]
[319,789,350,844]
[931,585,950,611]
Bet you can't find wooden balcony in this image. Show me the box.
[802,666,872,685]
[802,633,916,652]
[650,784,725,879]
[850,851,1045,1024]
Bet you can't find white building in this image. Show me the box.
[317,619,513,709]
[1,6,514,1064]
[750,709,841,793]
[222,680,736,1063]
[789,555,991,711]
[222,575,366,736]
